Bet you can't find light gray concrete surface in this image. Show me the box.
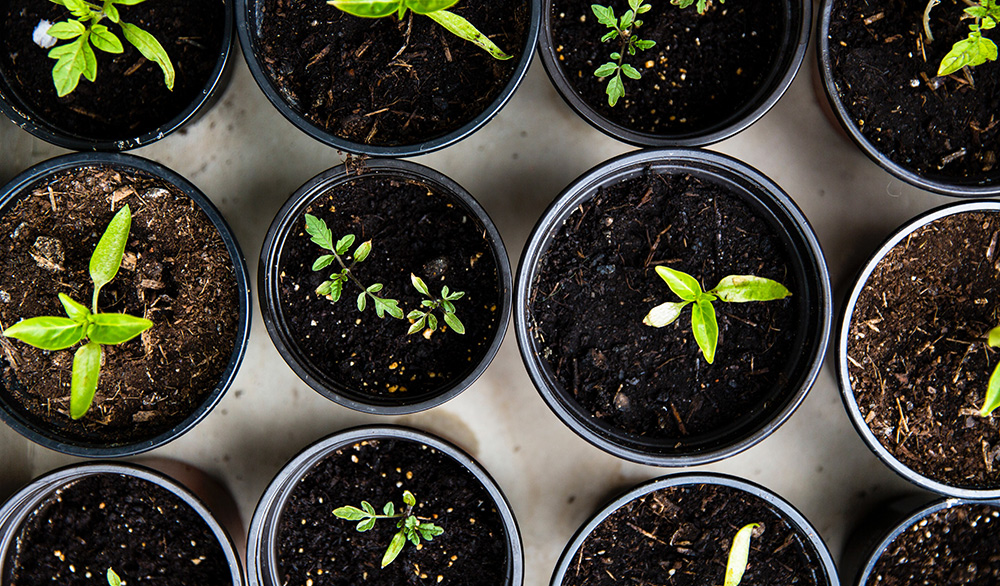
[0,43,951,584]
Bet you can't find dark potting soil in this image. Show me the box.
[865,503,1000,585]
[846,212,1000,489]
[562,483,822,586]
[828,0,1000,184]
[530,170,800,440]
[549,0,785,136]
[3,473,232,586]
[0,0,225,140]
[277,173,501,400]
[276,438,509,586]
[0,165,239,445]
[255,0,530,147]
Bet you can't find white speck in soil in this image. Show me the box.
[32,20,57,49]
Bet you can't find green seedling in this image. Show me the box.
[929,0,1000,76]
[671,0,724,15]
[333,490,445,568]
[305,213,404,319]
[642,266,790,364]
[724,523,760,586]
[3,206,153,420]
[591,0,656,107]
[407,274,465,335]
[107,568,122,586]
[981,324,1000,416]
[328,0,511,60]
[45,0,174,97]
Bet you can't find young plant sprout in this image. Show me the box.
[107,568,122,586]
[305,213,404,319]
[930,0,1000,76]
[591,0,656,107]
[328,0,511,60]
[407,274,465,335]
[981,324,1000,416]
[671,0,724,15]
[724,523,760,586]
[44,0,175,97]
[2,206,153,419]
[333,490,445,568]
[642,266,790,364]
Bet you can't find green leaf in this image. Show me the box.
[4,316,86,350]
[361,501,377,516]
[335,234,356,256]
[424,9,512,60]
[80,37,97,82]
[104,2,120,23]
[313,255,336,271]
[354,240,372,262]
[382,531,406,567]
[367,283,383,293]
[938,33,998,76]
[621,63,641,79]
[119,22,175,90]
[989,325,1000,348]
[983,362,1000,416]
[333,505,368,521]
[70,341,101,419]
[441,299,455,314]
[601,29,619,42]
[329,0,404,18]
[407,315,426,335]
[46,20,86,39]
[418,523,444,540]
[90,205,132,309]
[655,266,703,301]
[87,313,153,345]
[90,24,124,53]
[374,298,403,319]
[711,275,791,303]
[724,523,759,586]
[304,214,334,251]
[443,312,465,334]
[61,0,93,18]
[405,0,460,14]
[411,273,431,296]
[358,292,367,312]
[357,517,376,532]
[594,62,618,77]
[107,568,121,586]
[323,278,343,302]
[406,310,425,320]
[111,0,150,5]
[643,300,690,327]
[421,299,435,308]
[426,313,438,331]
[383,501,395,516]
[619,9,634,29]
[591,4,617,27]
[691,299,718,363]
[403,490,416,506]
[407,530,421,546]
[59,293,91,322]
[445,290,464,301]
[49,37,88,97]
[606,71,624,106]
[634,39,656,50]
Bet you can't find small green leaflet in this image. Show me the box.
[305,214,335,251]
[382,531,407,567]
[724,523,759,586]
[938,31,998,76]
[90,205,131,311]
[424,10,512,60]
[106,568,122,586]
[87,313,153,345]
[70,341,102,419]
[3,316,86,351]
[691,299,718,364]
[119,22,175,90]
[982,325,1000,416]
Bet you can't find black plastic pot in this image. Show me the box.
[515,148,832,466]
[258,159,511,415]
[0,1,234,152]
[246,425,523,586]
[836,200,1000,499]
[0,461,245,584]
[537,0,810,147]
[0,152,251,457]
[234,0,540,157]
[550,472,840,586]
[817,0,1000,197]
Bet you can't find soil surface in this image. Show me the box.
[276,438,509,586]
[0,165,239,446]
[3,473,232,586]
[865,503,1000,585]
[828,0,1000,185]
[846,211,1000,489]
[0,0,225,140]
[549,0,785,136]
[561,483,823,586]
[277,172,501,402]
[255,0,529,147]
[530,170,800,441]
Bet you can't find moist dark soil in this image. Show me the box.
[0,165,239,445]
[549,0,785,136]
[846,211,1000,489]
[277,172,501,401]
[562,483,823,586]
[3,473,232,586]
[530,170,800,440]
[276,438,509,586]
[828,0,1000,185]
[255,0,530,147]
[865,503,1000,585]
[0,0,225,140]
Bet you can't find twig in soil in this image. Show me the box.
[627,522,667,545]
[923,0,940,41]
[669,403,688,435]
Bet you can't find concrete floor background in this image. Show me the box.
[0,42,956,584]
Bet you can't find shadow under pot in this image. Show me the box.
[551,473,839,586]
[837,201,1000,498]
[0,0,233,151]
[0,152,251,457]
[818,0,1000,197]
[235,0,540,156]
[259,159,511,414]
[0,462,244,585]
[537,0,810,147]
[515,148,831,466]
[247,425,523,586]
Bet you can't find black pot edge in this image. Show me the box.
[513,148,833,466]
[0,0,236,152]
[257,158,513,415]
[816,0,1000,197]
[835,199,1000,499]
[0,152,252,458]
[536,0,812,147]
[234,0,541,157]
[548,472,841,586]
[245,424,524,586]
